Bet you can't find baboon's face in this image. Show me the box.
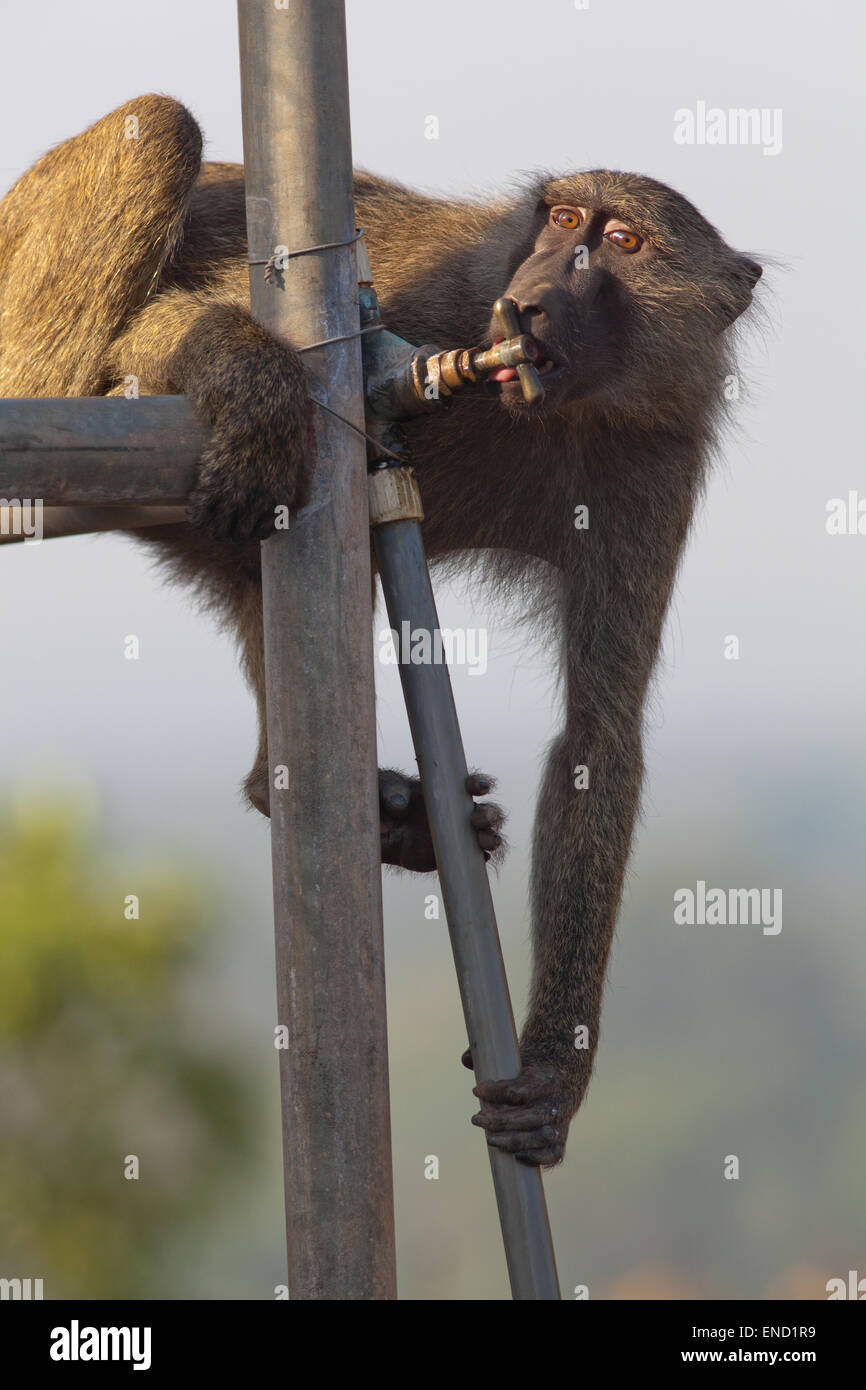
[487,171,761,415]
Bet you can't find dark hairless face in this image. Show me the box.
[488,172,761,415]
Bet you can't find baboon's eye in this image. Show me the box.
[549,205,584,230]
[604,225,642,253]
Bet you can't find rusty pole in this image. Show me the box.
[0,397,201,503]
[236,0,396,1298]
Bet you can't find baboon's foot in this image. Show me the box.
[379,769,505,872]
[244,762,270,817]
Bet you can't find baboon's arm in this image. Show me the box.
[104,287,313,542]
[472,456,696,1164]
[521,477,693,1128]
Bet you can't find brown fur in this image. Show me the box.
[0,97,760,1164]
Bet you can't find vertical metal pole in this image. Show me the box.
[237,0,396,1299]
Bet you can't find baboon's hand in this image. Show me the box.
[179,306,313,543]
[462,1054,577,1168]
[379,769,505,873]
[187,419,307,543]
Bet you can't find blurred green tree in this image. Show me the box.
[0,795,252,1298]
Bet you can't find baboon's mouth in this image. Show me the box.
[487,336,558,383]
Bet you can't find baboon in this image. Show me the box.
[0,97,761,1166]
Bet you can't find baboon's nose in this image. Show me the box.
[513,300,550,341]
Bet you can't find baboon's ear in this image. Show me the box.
[718,255,762,327]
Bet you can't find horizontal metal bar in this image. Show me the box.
[0,398,203,504]
[0,504,188,544]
